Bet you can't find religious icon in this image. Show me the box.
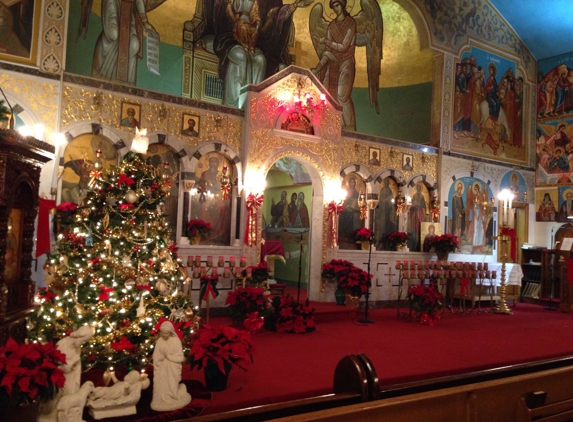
[190,153,233,245]
[535,189,557,222]
[338,173,366,249]
[402,153,413,171]
[119,102,141,129]
[369,147,381,166]
[421,222,442,252]
[181,114,200,137]
[61,133,118,204]
[0,0,41,65]
[407,183,429,251]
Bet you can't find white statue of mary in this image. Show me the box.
[150,321,192,412]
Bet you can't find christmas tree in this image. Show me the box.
[28,151,198,371]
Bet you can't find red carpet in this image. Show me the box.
[186,302,573,416]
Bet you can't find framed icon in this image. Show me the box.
[119,102,141,128]
[402,153,413,171]
[369,147,381,166]
[181,114,200,137]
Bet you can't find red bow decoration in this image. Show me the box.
[221,182,231,200]
[200,276,219,301]
[117,174,135,187]
[244,193,264,247]
[98,285,114,301]
[327,201,343,248]
[431,206,440,222]
[38,287,57,302]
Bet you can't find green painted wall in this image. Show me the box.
[352,82,432,144]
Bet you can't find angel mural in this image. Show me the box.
[537,120,573,183]
[197,0,313,108]
[309,0,383,131]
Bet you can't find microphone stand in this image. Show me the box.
[0,87,15,130]
[358,239,374,323]
[296,232,304,303]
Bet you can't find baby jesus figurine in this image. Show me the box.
[86,370,150,419]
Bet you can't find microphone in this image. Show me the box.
[0,86,15,130]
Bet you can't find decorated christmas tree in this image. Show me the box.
[28,151,199,371]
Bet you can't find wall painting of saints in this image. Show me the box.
[536,119,573,185]
[452,46,526,165]
[190,153,233,245]
[407,183,430,252]
[61,133,118,204]
[447,177,494,255]
[535,189,558,222]
[557,187,573,222]
[338,173,366,250]
[374,177,398,249]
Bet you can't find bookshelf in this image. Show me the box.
[520,247,546,302]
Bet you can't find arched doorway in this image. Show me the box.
[263,157,313,302]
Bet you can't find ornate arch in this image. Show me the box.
[63,121,127,155]
[186,142,242,188]
[340,163,374,196]
[406,173,439,196]
[372,168,407,199]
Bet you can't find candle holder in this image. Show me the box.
[494,230,513,315]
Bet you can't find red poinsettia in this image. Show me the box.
[428,234,459,253]
[355,228,374,242]
[408,279,443,326]
[111,336,135,351]
[225,287,270,324]
[189,324,254,374]
[321,259,371,297]
[243,312,264,333]
[117,173,135,187]
[0,338,67,406]
[186,219,212,238]
[266,295,315,334]
[56,202,77,213]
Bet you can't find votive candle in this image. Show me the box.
[492,270,497,279]
[477,262,483,270]
[212,267,218,276]
[396,260,402,270]
[218,256,224,267]
[240,257,246,267]
[207,256,213,266]
[192,267,199,278]
[194,255,201,267]
[200,266,206,275]
[485,270,491,278]
[246,267,252,277]
[187,256,193,267]
[224,266,230,277]
[484,262,489,271]
[230,256,236,267]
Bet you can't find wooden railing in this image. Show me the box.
[184,354,573,422]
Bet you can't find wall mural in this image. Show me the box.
[447,177,494,255]
[66,0,433,139]
[536,52,573,186]
[452,46,526,165]
[499,170,526,203]
[0,0,41,65]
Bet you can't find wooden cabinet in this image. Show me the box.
[0,129,54,345]
[520,247,545,300]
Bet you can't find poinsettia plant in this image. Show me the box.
[242,262,270,285]
[0,338,67,407]
[321,259,371,297]
[186,219,213,238]
[384,231,408,250]
[225,286,272,326]
[408,278,443,326]
[264,295,316,334]
[188,324,254,374]
[355,228,374,242]
[428,233,459,253]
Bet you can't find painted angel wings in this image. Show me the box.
[309,0,383,113]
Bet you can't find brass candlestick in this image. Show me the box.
[494,231,513,315]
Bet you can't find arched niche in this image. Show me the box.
[184,143,242,245]
[260,151,325,302]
